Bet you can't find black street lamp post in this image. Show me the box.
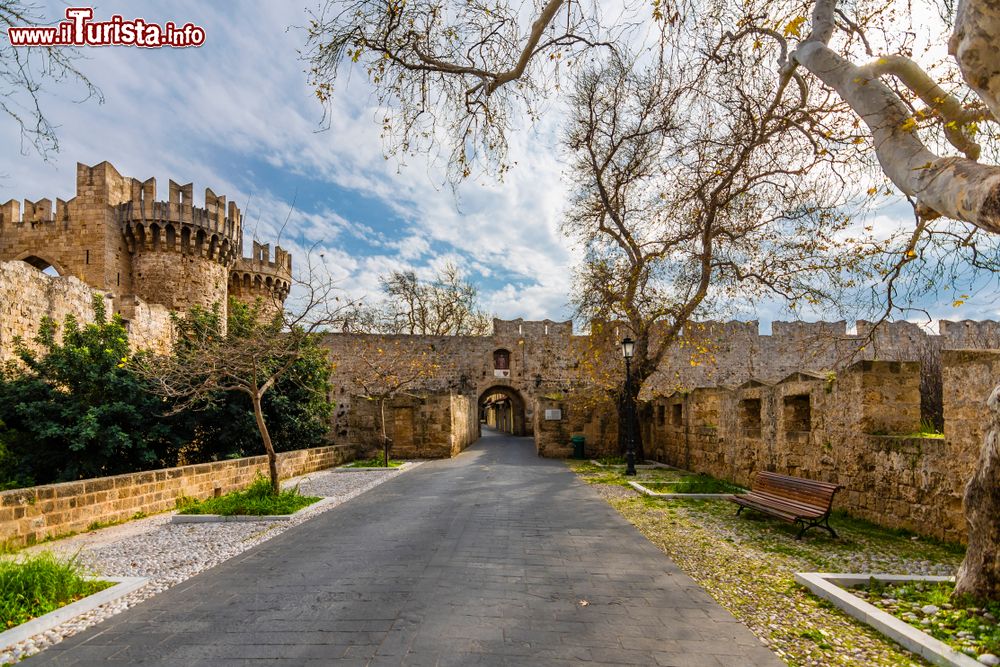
[621,337,637,476]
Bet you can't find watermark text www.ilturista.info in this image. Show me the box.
[8,7,205,48]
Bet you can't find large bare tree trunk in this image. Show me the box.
[792,0,1000,233]
[950,0,1000,120]
[251,392,280,495]
[955,385,1000,599]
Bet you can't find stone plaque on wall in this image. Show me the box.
[544,409,562,421]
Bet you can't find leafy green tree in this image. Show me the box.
[0,298,184,484]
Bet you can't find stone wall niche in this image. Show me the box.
[783,394,811,433]
[740,398,763,438]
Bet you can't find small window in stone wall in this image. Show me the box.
[657,405,665,425]
[493,349,511,378]
[783,394,811,432]
[671,403,682,426]
[740,398,762,436]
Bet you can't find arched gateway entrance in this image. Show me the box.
[478,386,526,436]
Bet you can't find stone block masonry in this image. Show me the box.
[0,260,174,362]
[0,160,291,352]
[0,445,355,548]
[647,354,1000,543]
[324,317,1000,459]
[347,390,479,459]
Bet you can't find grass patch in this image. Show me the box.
[572,461,741,493]
[640,476,744,494]
[177,476,320,516]
[86,511,147,533]
[0,552,111,630]
[568,461,967,666]
[348,458,405,468]
[853,579,999,657]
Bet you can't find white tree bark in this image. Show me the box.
[955,384,1000,599]
[950,0,1000,120]
[791,47,1000,232]
[791,0,1000,232]
[792,0,1000,601]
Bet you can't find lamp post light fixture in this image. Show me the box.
[621,337,637,476]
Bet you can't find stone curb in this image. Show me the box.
[589,459,674,470]
[0,576,148,651]
[794,572,979,667]
[627,480,740,500]
[170,495,340,524]
[331,461,419,473]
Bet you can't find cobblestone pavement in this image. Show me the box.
[25,430,781,666]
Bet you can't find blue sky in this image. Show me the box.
[0,1,996,332]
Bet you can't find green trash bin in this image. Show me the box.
[570,435,586,460]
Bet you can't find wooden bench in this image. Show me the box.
[729,471,841,539]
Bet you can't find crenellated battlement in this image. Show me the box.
[117,175,242,267]
[0,160,291,318]
[229,242,293,309]
[0,198,73,226]
[242,241,292,273]
[493,318,573,338]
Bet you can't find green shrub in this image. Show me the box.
[0,299,187,485]
[855,580,1000,655]
[0,552,111,629]
[169,299,333,462]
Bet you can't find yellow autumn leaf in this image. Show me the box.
[783,15,806,37]
[900,117,918,132]
[953,299,965,307]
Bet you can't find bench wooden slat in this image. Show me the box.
[728,470,841,539]
[735,492,827,518]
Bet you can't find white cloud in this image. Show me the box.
[0,0,580,321]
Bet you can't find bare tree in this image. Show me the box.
[136,258,349,494]
[346,263,492,335]
[564,51,877,458]
[307,0,1000,599]
[1,1,102,157]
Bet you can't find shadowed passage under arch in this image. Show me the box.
[478,385,526,436]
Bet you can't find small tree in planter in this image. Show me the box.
[136,256,348,494]
[342,339,439,467]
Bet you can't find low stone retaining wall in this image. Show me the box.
[0,445,355,547]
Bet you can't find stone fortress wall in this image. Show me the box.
[642,352,1000,543]
[4,159,1000,544]
[0,161,292,359]
[0,260,174,361]
[0,444,355,548]
[324,317,1000,447]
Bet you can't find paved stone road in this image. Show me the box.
[29,430,782,666]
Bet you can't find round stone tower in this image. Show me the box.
[229,241,293,319]
[119,179,240,313]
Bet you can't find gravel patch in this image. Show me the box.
[0,465,410,665]
[572,461,965,667]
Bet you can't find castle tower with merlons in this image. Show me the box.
[0,161,291,322]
